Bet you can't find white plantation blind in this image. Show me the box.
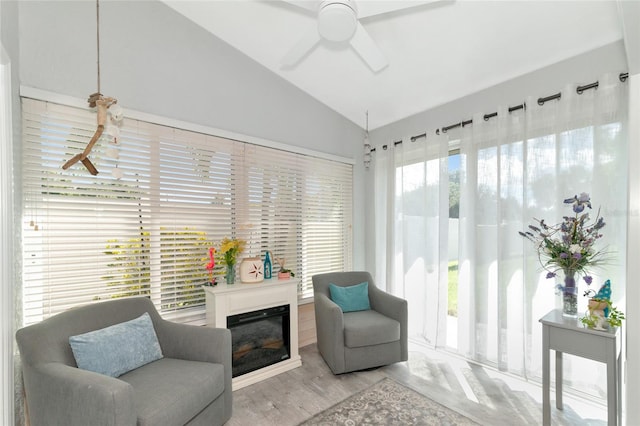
[22,98,353,325]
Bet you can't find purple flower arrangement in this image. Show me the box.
[520,193,608,290]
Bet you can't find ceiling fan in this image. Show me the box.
[281,0,443,72]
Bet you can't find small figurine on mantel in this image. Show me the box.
[275,256,295,280]
[204,247,217,286]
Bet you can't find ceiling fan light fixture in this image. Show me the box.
[318,1,357,42]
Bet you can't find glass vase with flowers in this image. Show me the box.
[520,193,609,317]
[219,237,246,284]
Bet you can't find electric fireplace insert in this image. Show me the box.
[227,304,291,377]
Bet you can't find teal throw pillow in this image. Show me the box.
[69,312,163,377]
[329,281,371,313]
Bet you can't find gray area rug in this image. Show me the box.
[299,377,479,425]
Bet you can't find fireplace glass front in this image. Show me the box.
[227,304,291,377]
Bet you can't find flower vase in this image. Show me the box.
[562,272,578,317]
[225,263,236,285]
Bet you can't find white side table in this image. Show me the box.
[539,309,621,426]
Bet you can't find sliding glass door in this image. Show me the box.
[372,73,629,398]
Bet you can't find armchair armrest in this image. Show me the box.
[369,287,408,361]
[24,362,135,426]
[154,320,233,416]
[369,287,407,322]
[314,292,346,373]
[155,320,231,366]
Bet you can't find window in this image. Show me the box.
[21,98,353,325]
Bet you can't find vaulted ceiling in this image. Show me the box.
[163,1,632,130]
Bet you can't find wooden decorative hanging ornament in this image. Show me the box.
[62,94,118,175]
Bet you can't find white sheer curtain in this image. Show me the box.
[373,73,628,397]
[373,135,450,347]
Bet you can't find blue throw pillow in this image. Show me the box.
[329,281,371,313]
[69,312,163,377]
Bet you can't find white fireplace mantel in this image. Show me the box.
[203,278,302,390]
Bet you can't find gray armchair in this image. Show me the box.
[312,271,408,374]
[16,297,232,426]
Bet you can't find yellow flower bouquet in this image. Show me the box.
[218,237,245,284]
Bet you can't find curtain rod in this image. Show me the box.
[371,72,628,153]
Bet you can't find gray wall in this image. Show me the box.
[18,0,363,158]
[369,41,628,147]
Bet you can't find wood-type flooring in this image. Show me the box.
[227,343,607,425]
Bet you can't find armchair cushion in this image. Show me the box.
[69,312,163,377]
[119,358,225,426]
[343,310,401,348]
[329,281,371,312]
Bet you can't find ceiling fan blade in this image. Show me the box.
[281,0,318,13]
[349,22,388,72]
[281,28,322,67]
[358,0,445,19]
